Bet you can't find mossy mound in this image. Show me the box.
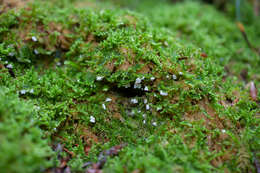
[0,0,259,172]
[0,87,53,172]
[121,1,260,86]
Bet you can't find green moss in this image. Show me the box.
[0,0,259,172]
[0,87,53,173]
[106,0,260,87]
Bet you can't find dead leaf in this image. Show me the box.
[84,145,92,156]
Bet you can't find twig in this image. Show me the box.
[63,147,75,157]
[236,22,260,55]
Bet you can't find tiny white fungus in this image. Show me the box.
[29,89,34,94]
[166,75,170,79]
[56,62,61,66]
[142,114,146,118]
[143,120,146,124]
[6,64,13,69]
[53,128,57,131]
[135,78,142,84]
[130,98,138,104]
[150,77,155,81]
[156,107,162,111]
[20,90,27,95]
[172,75,177,80]
[152,122,157,126]
[96,76,104,81]
[34,49,39,55]
[31,36,37,42]
[144,86,149,91]
[179,72,183,75]
[105,98,112,102]
[144,99,148,104]
[160,90,168,96]
[221,129,226,133]
[146,104,150,110]
[102,103,106,110]
[90,116,96,123]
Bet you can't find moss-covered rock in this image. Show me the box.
[0,0,259,172]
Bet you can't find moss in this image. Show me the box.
[106,0,260,87]
[0,87,53,173]
[0,0,259,172]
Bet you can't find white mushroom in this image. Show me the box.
[20,90,27,95]
[160,90,168,96]
[105,98,112,102]
[150,77,155,81]
[34,49,39,55]
[146,104,150,110]
[6,64,13,69]
[135,77,142,84]
[130,98,138,104]
[96,76,104,81]
[102,103,106,110]
[90,116,96,123]
[152,122,157,126]
[31,36,37,42]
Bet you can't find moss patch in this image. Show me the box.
[0,0,259,172]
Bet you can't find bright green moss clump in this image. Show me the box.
[0,0,259,172]
[0,87,53,173]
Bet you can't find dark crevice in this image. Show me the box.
[111,84,146,98]
[103,81,146,98]
[94,34,108,43]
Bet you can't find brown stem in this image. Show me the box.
[254,0,259,16]
[236,22,259,55]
